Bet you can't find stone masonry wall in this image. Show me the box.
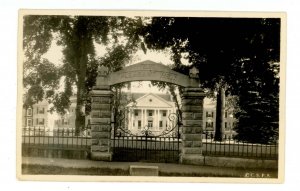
[180,87,206,165]
[90,89,113,161]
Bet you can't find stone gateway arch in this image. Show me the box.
[90,60,205,165]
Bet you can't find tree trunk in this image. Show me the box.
[75,89,85,135]
[214,87,225,141]
[74,18,88,135]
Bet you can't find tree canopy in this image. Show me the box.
[23,15,145,133]
[142,17,281,143]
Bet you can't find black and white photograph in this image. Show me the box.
[17,10,285,182]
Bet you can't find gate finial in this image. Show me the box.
[189,66,199,79]
[98,65,109,77]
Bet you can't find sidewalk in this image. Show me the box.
[21,157,278,177]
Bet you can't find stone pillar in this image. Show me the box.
[180,87,205,165]
[90,66,112,161]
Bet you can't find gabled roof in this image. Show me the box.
[127,93,173,108]
[125,92,172,102]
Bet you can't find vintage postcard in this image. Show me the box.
[17,10,286,183]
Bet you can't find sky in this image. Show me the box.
[42,33,185,94]
[43,38,178,68]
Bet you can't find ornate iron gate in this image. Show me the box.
[112,112,181,163]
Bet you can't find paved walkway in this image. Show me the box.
[21,157,277,177]
[22,157,211,173]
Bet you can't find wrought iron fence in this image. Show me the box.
[22,126,92,159]
[112,112,181,163]
[21,126,278,161]
[202,131,278,160]
[112,135,180,163]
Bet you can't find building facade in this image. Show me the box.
[202,98,236,137]
[125,93,177,135]
[22,99,50,135]
[22,99,49,129]
[53,96,91,136]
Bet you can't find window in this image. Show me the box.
[225,112,228,118]
[148,111,152,116]
[138,120,141,129]
[37,107,45,114]
[148,120,153,129]
[163,111,167,117]
[225,122,227,130]
[134,110,138,116]
[159,121,163,129]
[206,122,214,128]
[36,118,44,125]
[62,119,68,125]
[27,119,32,127]
[206,111,213,118]
[27,108,32,116]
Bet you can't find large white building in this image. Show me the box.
[125,93,177,135]
[123,93,236,137]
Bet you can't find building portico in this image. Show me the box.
[126,93,176,135]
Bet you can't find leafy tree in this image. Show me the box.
[23,15,145,134]
[142,17,280,143]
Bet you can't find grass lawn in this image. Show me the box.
[22,164,129,176]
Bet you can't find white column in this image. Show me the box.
[153,110,156,130]
[142,109,144,128]
[166,110,169,129]
[128,109,130,130]
[144,109,147,128]
[131,109,134,130]
[156,110,159,130]
[141,108,143,128]
[154,109,156,130]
